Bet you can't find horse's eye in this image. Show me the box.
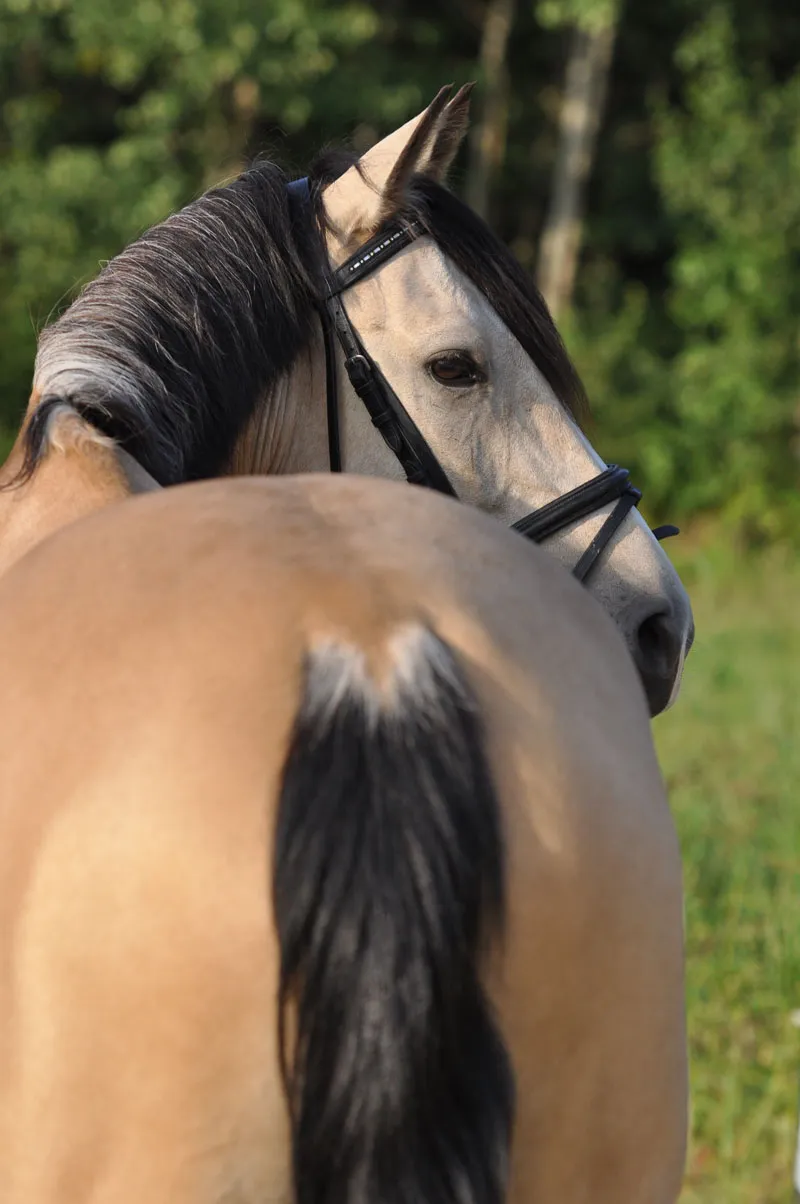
[427,352,485,388]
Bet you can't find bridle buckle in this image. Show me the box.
[345,354,373,393]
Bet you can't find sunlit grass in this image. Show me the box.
[654,535,800,1203]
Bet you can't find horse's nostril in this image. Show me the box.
[637,612,671,663]
[632,611,683,717]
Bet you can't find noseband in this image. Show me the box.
[289,178,677,584]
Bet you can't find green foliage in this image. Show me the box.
[655,538,800,1202]
[0,0,382,428]
[1,0,799,541]
[568,1,800,539]
[535,0,619,36]
[657,7,800,537]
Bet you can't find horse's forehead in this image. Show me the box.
[348,240,509,341]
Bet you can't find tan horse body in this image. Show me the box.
[0,87,689,1202]
[0,465,686,1203]
[0,407,159,576]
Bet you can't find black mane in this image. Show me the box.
[23,150,587,486]
[29,160,324,485]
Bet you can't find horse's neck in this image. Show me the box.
[226,325,330,477]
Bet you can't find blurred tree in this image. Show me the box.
[535,0,619,319]
[465,0,516,219]
[1,0,798,538]
[568,0,800,536]
[656,5,800,536]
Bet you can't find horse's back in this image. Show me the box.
[0,475,686,1203]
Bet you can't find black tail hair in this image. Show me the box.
[274,627,514,1204]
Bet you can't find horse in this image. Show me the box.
[0,84,693,715]
[0,470,687,1204]
[0,405,159,570]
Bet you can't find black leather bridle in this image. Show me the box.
[289,178,677,583]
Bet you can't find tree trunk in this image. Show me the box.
[793,1092,800,1203]
[466,0,516,219]
[536,20,617,319]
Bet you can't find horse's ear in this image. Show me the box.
[322,83,474,257]
[422,83,473,182]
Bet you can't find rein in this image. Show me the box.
[288,177,677,584]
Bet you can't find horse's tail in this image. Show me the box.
[274,623,514,1204]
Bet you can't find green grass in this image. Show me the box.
[653,536,800,1203]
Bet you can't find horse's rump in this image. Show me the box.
[0,475,687,1203]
